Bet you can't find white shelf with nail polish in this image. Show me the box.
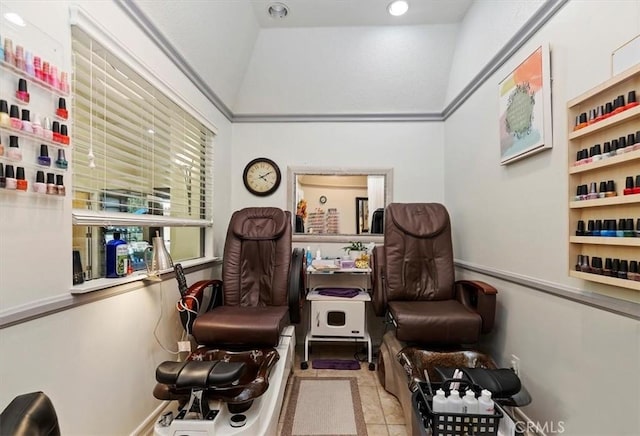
[1,41,70,198]
[568,63,640,293]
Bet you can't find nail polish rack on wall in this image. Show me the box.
[567,63,640,293]
[0,23,70,199]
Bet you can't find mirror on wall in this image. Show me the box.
[287,167,392,241]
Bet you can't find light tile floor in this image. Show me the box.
[277,343,407,436]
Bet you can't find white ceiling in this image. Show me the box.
[250,0,473,28]
[130,0,475,116]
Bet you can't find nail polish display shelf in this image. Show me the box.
[570,236,640,247]
[568,64,640,295]
[0,60,69,97]
[569,194,640,209]
[568,104,640,141]
[569,271,640,291]
[569,148,640,175]
[0,127,71,151]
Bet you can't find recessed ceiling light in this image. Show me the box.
[387,0,409,17]
[4,12,26,27]
[268,2,289,19]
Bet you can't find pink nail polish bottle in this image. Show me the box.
[9,105,22,130]
[21,109,32,133]
[7,136,22,161]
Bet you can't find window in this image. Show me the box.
[71,27,213,281]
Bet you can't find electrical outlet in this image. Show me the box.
[510,354,520,376]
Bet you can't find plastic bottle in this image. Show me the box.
[447,389,463,413]
[306,246,313,267]
[478,389,495,415]
[432,388,448,413]
[462,390,479,414]
[106,232,128,278]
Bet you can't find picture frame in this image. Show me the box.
[499,44,553,164]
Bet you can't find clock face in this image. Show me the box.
[243,158,281,196]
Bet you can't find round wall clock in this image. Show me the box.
[242,157,282,196]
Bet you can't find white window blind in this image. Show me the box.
[71,26,213,226]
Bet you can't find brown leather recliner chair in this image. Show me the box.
[153,207,304,417]
[371,203,497,433]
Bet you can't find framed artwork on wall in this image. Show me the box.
[499,44,552,164]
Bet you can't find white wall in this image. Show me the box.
[0,0,231,433]
[444,1,640,434]
[231,121,445,213]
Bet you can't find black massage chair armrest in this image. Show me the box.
[178,279,223,333]
[371,245,387,317]
[287,248,305,324]
[455,280,497,334]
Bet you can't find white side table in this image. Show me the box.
[302,287,374,371]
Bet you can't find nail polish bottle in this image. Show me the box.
[629,261,639,281]
[587,108,597,125]
[9,105,22,130]
[627,134,636,152]
[611,259,620,277]
[5,165,16,189]
[634,175,640,195]
[56,98,68,120]
[580,255,591,273]
[594,105,605,123]
[0,163,4,188]
[591,143,602,161]
[56,174,65,196]
[46,173,56,195]
[51,121,61,143]
[601,220,616,237]
[14,45,25,70]
[618,260,628,280]
[32,114,43,137]
[4,38,14,65]
[603,102,613,119]
[598,181,607,198]
[576,220,585,236]
[7,136,22,161]
[34,56,42,80]
[42,61,50,84]
[575,254,583,271]
[55,149,68,170]
[60,124,69,145]
[21,109,32,133]
[625,219,635,237]
[34,170,46,194]
[42,117,53,141]
[634,131,640,151]
[625,90,638,110]
[15,167,27,191]
[618,136,628,153]
[16,79,29,103]
[586,220,595,236]
[0,136,3,156]
[611,139,620,156]
[38,144,51,166]
[0,100,9,127]
[49,65,59,89]
[605,180,616,197]
[603,258,613,276]
[612,95,626,115]
[616,219,626,237]
[59,71,69,94]
[636,218,640,238]
[587,183,598,200]
[591,257,603,275]
[602,141,612,159]
[574,112,588,131]
[593,220,602,236]
[624,176,635,195]
[25,51,34,76]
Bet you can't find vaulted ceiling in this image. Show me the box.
[126,0,474,118]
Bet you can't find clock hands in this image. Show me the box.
[258,171,273,181]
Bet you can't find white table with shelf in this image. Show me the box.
[302,265,375,370]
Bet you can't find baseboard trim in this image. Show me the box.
[454,259,640,320]
[130,401,170,436]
